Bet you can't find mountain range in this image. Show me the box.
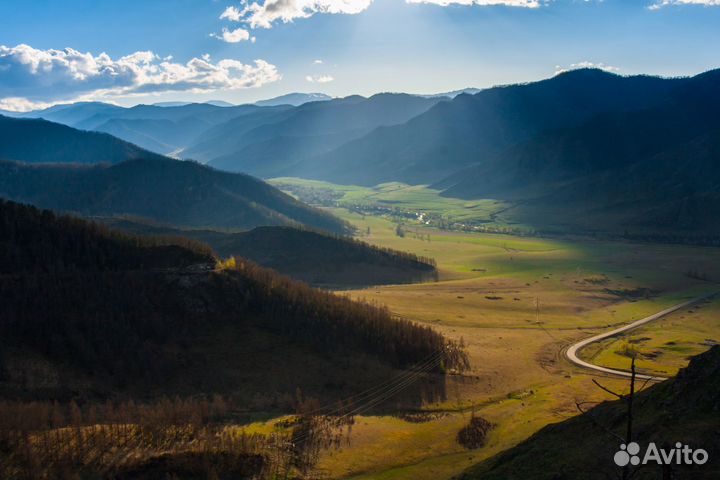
[8,93,441,161]
[264,69,720,235]
[192,93,444,176]
[254,92,332,106]
[5,68,720,235]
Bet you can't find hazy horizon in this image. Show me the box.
[4,65,720,112]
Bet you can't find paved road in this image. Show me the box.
[565,293,717,381]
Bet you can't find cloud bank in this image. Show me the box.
[0,44,280,110]
[650,0,720,9]
[224,0,373,29]
[219,0,542,30]
[406,0,542,7]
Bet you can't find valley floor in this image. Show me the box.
[258,203,720,479]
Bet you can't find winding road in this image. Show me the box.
[565,292,717,381]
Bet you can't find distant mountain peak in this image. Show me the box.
[255,92,332,107]
[152,100,235,107]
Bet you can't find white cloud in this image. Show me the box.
[211,27,252,43]
[0,44,281,109]
[218,0,552,29]
[220,5,244,21]
[314,59,324,64]
[221,0,374,29]
[554,61,620,75]
[306,74,334,83]
[406,0,543,7]
[649,0,720,9]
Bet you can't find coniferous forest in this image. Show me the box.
[0,199,465,478]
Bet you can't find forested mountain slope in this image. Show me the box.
[102,218,438,287]
[0,114,165,165]
[0,157,348,233]
[300,69,682,185]
[0,200,463,404]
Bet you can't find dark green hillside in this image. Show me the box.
[300,69,682,185]
[0,199,214,274]
[0,200,463,404]
[461,346,720,479]
[437,70,720,235]
[0,157,349,233]
[103,218,438,287]
[0,114,165,165]
[198,226,438,287]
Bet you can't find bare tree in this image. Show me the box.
[576,355,656,480]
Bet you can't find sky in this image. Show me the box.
[1,0,720,110]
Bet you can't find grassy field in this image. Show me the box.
[254,180,720,479]
[580,296,720,377]
[270,178,523,231]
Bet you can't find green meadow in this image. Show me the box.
[270,178,521,229]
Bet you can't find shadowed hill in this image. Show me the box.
[0,157,349,233]
[261,68,720,236]
[101,218,438,287]
[299,69,682,185]
[0,199,464,404]
[0,114,165,165]
[0,199,214,274]
[461,346,720,480]
[436,69,720,235]
[191,93,444,175]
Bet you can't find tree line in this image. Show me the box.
[0,199,214,274]
[220,257,467,371]
[0,396,279,479]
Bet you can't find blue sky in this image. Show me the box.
[1,0,720,110]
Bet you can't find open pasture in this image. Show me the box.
[301,204,720,479]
